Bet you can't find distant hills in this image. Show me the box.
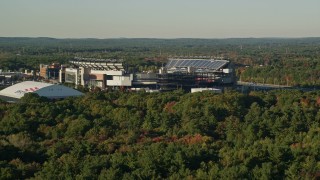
[1,37,320,49]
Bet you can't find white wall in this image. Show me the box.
[191,88,222,93]
[107,74,133,86]
[223,68,233,73]
[65,68,78,73]
[90,70,124,76]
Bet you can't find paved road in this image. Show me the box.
[237,81,291,89]
[237,81,319,91]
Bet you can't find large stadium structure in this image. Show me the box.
[0,81,83,102]
[60,57,132,89]
[37,57,235,92]
[158,58,234,90]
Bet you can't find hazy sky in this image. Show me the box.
[1,0,320,38]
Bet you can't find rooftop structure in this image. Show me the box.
[165,59,229,73]
[0,81,83,102]
[70,57,125,71]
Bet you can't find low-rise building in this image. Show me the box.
[39,63,60,79]
[0,81,83,102]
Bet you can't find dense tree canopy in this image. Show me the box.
[239,59,320,87]
[1,90,320,179]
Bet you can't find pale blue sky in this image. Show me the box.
[0,0,319,38]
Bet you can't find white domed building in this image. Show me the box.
[0,81,83,102]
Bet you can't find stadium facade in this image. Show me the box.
[59,57,133,89]
[53,57,234,91]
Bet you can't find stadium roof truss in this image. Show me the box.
[70,57,125,71]
[165,59,229,72]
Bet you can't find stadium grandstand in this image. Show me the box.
[60,57,133,89]
[158,58,234,90]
